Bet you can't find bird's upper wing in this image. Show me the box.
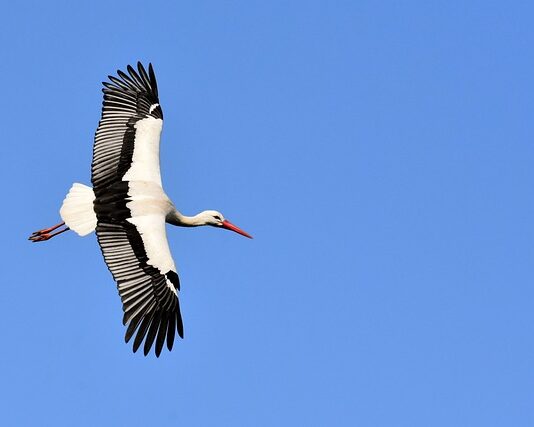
[91,62,164,196]
[94,182,183,356]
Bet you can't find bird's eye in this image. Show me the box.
[214,215,221,221]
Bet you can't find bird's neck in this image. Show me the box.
[167,209,206,227]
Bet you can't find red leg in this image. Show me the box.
[30,222,65,236]
[29,223,70,242]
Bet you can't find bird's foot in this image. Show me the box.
[29,233,53,242]
[28,222,69,243]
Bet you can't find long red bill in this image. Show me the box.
[221,220,253,239]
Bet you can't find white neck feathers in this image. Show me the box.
[167,210,207,227]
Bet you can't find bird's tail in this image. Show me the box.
[59,183,97,236]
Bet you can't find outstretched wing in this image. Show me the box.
[92,63,182,356]
[95,184,183,357]
[91,62,164,196]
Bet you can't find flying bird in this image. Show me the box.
[29,62,252,357]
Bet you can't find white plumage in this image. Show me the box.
[60,183,97,236]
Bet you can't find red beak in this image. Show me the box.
[221,220,253,239]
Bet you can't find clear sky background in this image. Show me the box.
[1,1,533,426]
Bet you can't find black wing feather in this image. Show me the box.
[91,62,163,197]
[94,182,183,357]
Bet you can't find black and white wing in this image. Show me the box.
[91,62,164,196]
[94,182,183,357]
[91,63,183,356]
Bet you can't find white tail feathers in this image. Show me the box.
[60,183,97,236]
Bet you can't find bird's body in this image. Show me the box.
[30,63,251,357]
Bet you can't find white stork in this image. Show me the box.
[29,62,252,357]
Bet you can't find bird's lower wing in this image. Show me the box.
[96,216,183,357]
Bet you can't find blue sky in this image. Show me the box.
[2,1,533,425]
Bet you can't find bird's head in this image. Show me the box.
[200,210,253,239]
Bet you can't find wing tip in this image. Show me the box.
[125,305,183,357]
